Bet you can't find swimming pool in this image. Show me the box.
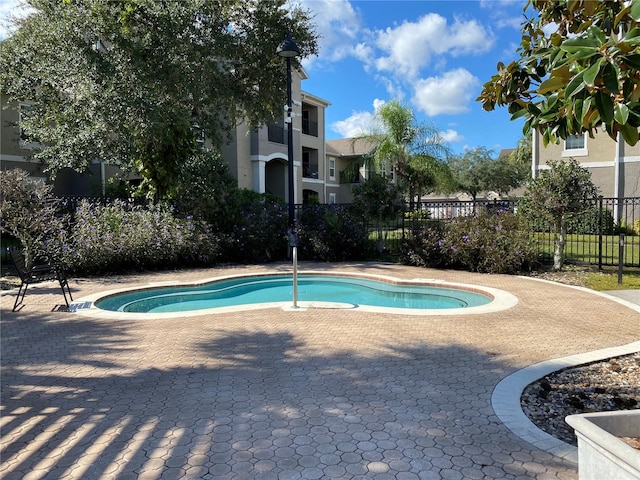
[87,272,516,317]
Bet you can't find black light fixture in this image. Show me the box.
[276,32,301,235]
[277,31,301,58]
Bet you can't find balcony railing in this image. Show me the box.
[302,118,318,137]
[268,125,285,144]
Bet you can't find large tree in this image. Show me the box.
[355,99,451,208]
[478,1,640,146]
[0,0,317,198]
[448,147,525,204]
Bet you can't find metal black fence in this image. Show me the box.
[552,196,639,268]
[5,195,637,269]
[397,197,640,268]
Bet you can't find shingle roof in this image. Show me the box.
[326,137,378,156]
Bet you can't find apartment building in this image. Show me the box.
[325,137,381,204]
[1,67,339,204]
[532,129,640,199]
[221,67,332,205]
[0,95,126,196]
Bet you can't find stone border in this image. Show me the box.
[492,339,640,464]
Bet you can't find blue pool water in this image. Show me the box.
[94,274,492,313]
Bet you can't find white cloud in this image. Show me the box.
[353,42,375,65]
[330,99,385,137]
[0,0,33,39]
[295,0,363,67]
[412,69,479,116]
[331,111,374,137]
[496,15,523,30]
[439,129,463,143]
[373,13,494,79]
[372,98,385,111]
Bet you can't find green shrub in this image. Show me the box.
[225,193,288,263]
[521,203,615,235]
[296,205,371,261]
[404,211,536,274]
[172,150,239,229]
[402,222,446,268]
[566,207,614,234]
[0,168,66,268]
[63,199,221,274]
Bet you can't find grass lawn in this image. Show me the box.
[533,233,640,266]
[585,267,640,291]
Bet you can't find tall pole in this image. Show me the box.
[286,56,298,308]
[286,56,295,231]
[277,32,301,308]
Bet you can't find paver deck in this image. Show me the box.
[1,262,638,480]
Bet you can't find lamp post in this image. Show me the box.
[276,31,301,233]
[277,32,301,308]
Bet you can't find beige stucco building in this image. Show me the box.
[532,129,640,199]
[1,67,350,204]
[0,95,127,196]
[222,68,333,204]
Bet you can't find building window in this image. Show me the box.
[563,133,588,156]
[301,104,318,137]
[329,192,337,204]
[268,122,286,144]
[566,134,585,150]
[329,158,335,180]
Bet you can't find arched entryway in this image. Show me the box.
[265,159,287,201]
[303,189,319,204]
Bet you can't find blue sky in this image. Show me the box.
[1,0,529,156]
[297,0,528,154]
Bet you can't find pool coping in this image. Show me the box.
[69,269,519,319]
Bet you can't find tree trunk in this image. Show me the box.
[553,216,566,270]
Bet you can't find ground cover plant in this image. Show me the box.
[585,267,640,291]
[3,164,636,276]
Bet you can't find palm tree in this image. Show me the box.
[352,99,451,209]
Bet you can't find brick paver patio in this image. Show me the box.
[1,262,638,480]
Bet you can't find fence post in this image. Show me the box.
[598,196,603,271]
[618,233,625,285]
